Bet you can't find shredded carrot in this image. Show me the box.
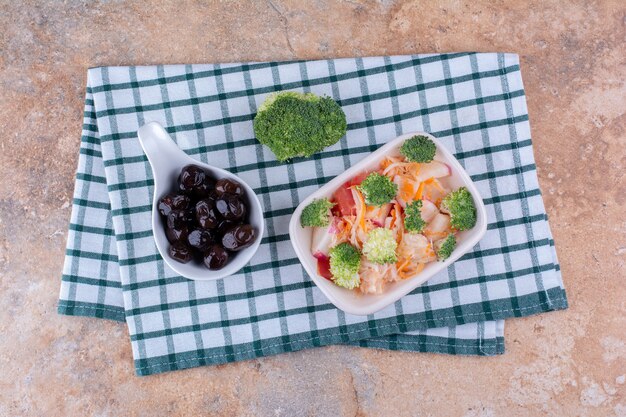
[415,186,424,200]
[398,262,425,279]
[352,187,366,231]
[420,178,446,205]
[380,157,392,170]
[413,263,425,275]
[399,178,416,203]
[336,219,352,242]
[415,177,431,200]
[389,202,401,230]
[394,202,403,244]
[396,258,411,272]
[383,161,417,176]
[365,205,378,216]
[398,268,414,279]
[429,178,446,192]
[408,163,421,179]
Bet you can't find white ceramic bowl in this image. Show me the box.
[137,122,264,281]
[288,132,487,315]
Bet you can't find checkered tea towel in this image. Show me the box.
[58,53,567,376]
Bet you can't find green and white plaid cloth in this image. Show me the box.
[58,53,567,376]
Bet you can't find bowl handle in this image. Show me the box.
[137,122,190,173]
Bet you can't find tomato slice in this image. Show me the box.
[313,252,333,280]
[331,185,354,216]
[348,171,370,187]
[330,171,370,217]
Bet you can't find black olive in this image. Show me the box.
[169,242,193,263]
[178,164,207,195]
[187,228,216,252]
[215,219,238,237]
[215,194,246,221]
[167,210,191,229]
[158,193,190,216]
[222,224,256,251]
[195,199,221,229]
[215,178,244,197]
[206,189,220,202]
[192,175,216,198]
[165,225,189,244]
[203,245,229,270]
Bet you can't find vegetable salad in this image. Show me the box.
[300,135,477,295]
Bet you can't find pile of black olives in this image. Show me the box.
[158,164,257,270]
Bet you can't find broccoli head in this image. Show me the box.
[404,200,426,233]
[357,172,397,206]
[440,187,477,231]
[435,234,456,261]
[300,198,335,227]
[362,228,398,264]
[253,91,347,162]
[329,242,361,289]
[400,135,436,163]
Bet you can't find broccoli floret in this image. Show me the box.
[329,242,361,289]
[362,228,398,264]
[400,135,436,163]
[300,198,334,227]
[357,172,397,206]
[253,91,347,162]
[435,234,456,261]
[440,187,477,231]
[404,200,426,233]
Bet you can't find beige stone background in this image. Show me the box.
[0,0,624,416]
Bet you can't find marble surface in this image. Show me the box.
[1,1,624,415]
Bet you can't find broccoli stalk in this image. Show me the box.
[329,242,361,289]
[362,228,398,264]
[300,198,335,227]
[440,187,477,231]
[253,91,347,162]
[357,172,397,206]
[435,234,456,261]
[400,135,437,163]
[404,200,426,233]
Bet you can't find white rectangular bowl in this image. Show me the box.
[288,132,488,316]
